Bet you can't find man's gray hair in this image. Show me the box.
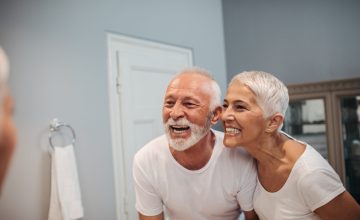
[230,71,289,118]
[173,66,222,111]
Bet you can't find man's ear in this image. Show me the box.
[210,106,222,125]
[266,113,284,133]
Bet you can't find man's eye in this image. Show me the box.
[185,102,196,107]
[222,104,228,109]
[164,101,174,107]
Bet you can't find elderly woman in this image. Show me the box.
[222,71,360,220]
[0,47,16,193]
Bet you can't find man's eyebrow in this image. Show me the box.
[182,96,201,103]
[164,94,175,99]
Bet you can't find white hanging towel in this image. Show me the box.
[48,144,84,220]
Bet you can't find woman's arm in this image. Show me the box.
[314,191,360,220]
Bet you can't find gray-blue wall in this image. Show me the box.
[0,0,227,219]
[223,0,360,84]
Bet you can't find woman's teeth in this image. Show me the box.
[226,127,240,134]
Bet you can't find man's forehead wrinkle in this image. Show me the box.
[167,86,199,91]
[165,92,198,100]
[164,74,214,104]
[166,85,204,97]
[168,80,201,90]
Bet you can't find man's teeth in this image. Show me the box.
[171,125,187,128]
[170,125,190,133]
[226,127,240,134]
[173,129,187,134]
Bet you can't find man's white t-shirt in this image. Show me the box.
[133,130,257,220]
[253,144,345,220]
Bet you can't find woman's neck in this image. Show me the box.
[250,132,307,192]
[246,132,289,170]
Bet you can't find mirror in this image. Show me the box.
[283,98,328,159]
[339,95,360,203]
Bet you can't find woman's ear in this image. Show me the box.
[266,113,284,133]
[210,106,223,125]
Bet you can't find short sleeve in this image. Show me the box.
[237,158,257,211]
[298,169,345,211]
[133,153,163,216]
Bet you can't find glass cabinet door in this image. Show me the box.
[286,77,360,202]
[339,95,360,203]
[283,98,328,159]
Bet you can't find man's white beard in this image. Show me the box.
[164,114,212,151]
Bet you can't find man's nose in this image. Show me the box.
[170,102,185,119]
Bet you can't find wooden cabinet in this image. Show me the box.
[284,77,360,202]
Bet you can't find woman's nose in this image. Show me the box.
[221,107,234,121]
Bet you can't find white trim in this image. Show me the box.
[107,34,127,220]
[106,33,193,220]
[107,33,194,63]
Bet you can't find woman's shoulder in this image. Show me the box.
[294,144,342,187]
[298,144,331,171]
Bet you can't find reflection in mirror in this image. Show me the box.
[340,95,360,203]
[283,98,328,159]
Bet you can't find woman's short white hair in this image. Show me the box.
[173,66,222,111]
[230,70,289,118]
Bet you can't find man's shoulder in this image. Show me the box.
[212,130,252,159]
[212,129,224,137]
[221,146,254,165]
[134,134,168,161]
[210,130,255,171]
[144,134,168,148]
[211,130,256,184]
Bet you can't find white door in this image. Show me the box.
[107,33,193,220]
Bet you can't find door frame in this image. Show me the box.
[106,32,193,219]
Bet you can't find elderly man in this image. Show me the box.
[0,47,16,193]
[133,67,258,220]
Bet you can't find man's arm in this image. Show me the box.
[314,191,360,220]
[133,150,164,219]
[139,212,164,220]
[243,210,259,220]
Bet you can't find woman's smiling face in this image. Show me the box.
[222,81,267,148]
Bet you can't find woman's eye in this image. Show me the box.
[235,105,246,111]
[222,104,228,109]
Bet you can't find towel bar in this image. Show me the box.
[48,118,76,150]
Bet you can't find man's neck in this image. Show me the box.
[170,131,216,170]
